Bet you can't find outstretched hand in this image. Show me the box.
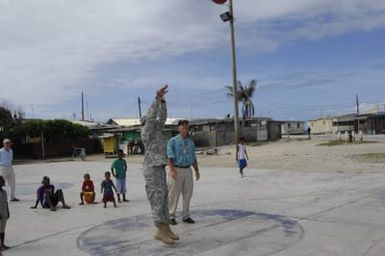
[157,84,169,98]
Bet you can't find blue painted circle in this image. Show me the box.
[78,209,303,256]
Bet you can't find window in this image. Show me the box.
[288,123,291,128]
[297,123,300,128]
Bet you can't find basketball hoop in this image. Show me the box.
[212,0,227,4]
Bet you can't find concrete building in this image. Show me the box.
[107,118,183,127]
[308,117,334,134]
[280,121,305,135]
[331,114,357,134]
[190,118,281,147]
[308,111,385,135]
[366,112,385,134]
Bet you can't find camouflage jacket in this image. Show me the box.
[141,97,167,167]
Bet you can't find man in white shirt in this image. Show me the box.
[0,139,19,201]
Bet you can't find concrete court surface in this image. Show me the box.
[3,161,385,256]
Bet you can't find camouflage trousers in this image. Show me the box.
[143,166,170,227]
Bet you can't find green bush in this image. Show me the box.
[10,119,90,143]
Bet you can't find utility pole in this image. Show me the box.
[41,131,45,159]
[228,0,240,142]
[138,97,142,119]
[81,91,85,121]
[216,0,240,142]
[356,94,360,115]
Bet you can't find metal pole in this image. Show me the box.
[228,0,240,142]
[41,131,45,159]
[81,91,85,121]
[138,97,142,119]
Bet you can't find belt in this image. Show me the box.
[174,165,190,169]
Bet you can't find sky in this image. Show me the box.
[1,0,385,122]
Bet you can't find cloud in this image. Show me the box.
[0,0,384,118]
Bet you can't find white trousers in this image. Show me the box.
[0,166,15,200]
[168,167,193,219]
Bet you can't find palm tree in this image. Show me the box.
[226,79,257,119]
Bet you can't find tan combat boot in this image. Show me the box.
[154,225,175,245]
[162,223,179,240]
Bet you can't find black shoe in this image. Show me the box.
[10,197,20,202]
[183,217,195,224]
[170,218,177,225]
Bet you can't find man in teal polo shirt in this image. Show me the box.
[111,149,128,203]
[167,120,200,225]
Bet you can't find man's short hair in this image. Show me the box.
[3,138,11,144]
[177,120,189,126]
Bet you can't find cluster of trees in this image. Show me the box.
[0,105,89,143]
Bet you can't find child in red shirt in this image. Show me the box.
[79,173,96,205]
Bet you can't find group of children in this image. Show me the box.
[80,149,129,208]
[0,149,129,252]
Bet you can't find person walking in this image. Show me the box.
[167,120,200,225]
[141,85,179,245]
[0,139,19,201]
[236,137,249,178]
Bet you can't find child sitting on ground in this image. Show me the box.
[0,176,10,251]
[31,176,71,211]
[101,171,117,208]
[79,173,96,205]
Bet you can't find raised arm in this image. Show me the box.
[142,85,169,138]
[158,99,167,126]
[142,97,160,137]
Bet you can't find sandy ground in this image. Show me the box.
[79,134,385,174]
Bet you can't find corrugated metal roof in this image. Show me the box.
[108,118,184,126]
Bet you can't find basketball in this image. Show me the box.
[84,192,95,204]
[213,0,227,4]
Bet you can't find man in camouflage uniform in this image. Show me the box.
[141,85,179,245]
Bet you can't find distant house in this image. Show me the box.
[107,118,141,127]
[331,112,385,135]
[331,114,357,134]
[366,112,385,134]
[308,111,385,135]
[189,118,281,147]
[280,121,305,135]
[308,117,334,134]
[106,118,185,127]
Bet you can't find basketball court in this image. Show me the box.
[4,161,385,256]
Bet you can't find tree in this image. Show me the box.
[0,106,13,130]
[226,79,257,119]
[13,119,90,143]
